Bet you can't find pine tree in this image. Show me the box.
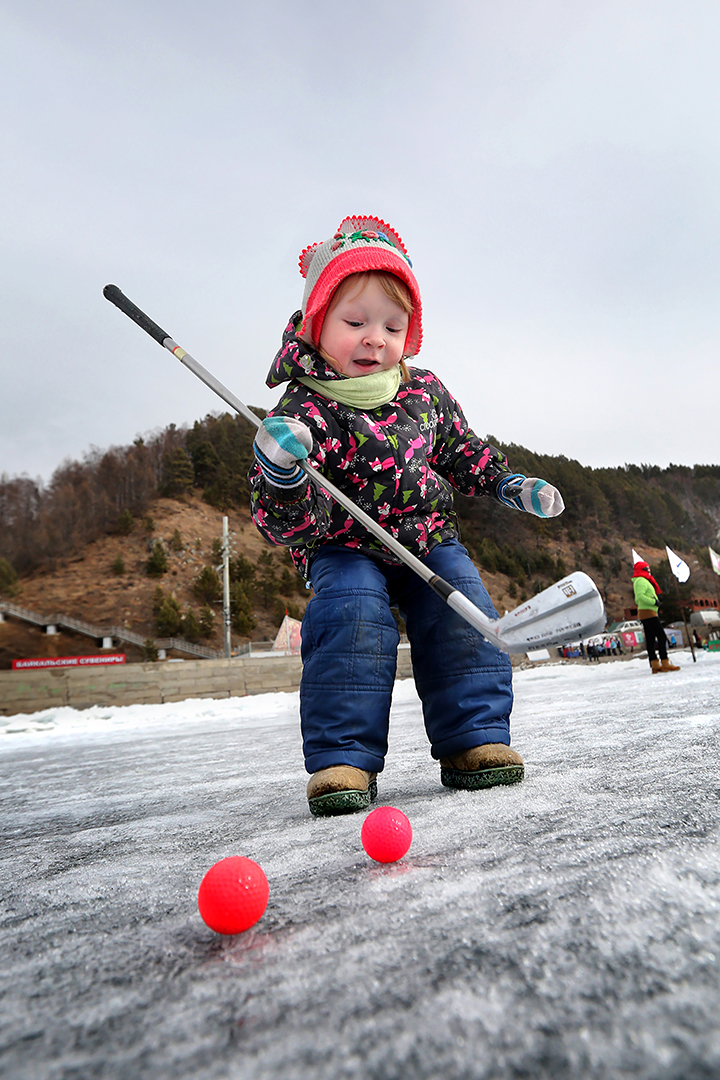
[146,541,168,577]
[280,567,295,594]
[162,448,194,497]
[182,607,201,641]
[193,565,222,603]
[230,582,256,635]
[229,552,256,596]
[156,595,182,636]
[199,604,215,638]
[0,557,18,596]
[142,638,159,662]
[117,509,134,536]
[152,586,165,616]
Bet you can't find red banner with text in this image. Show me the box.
[12,654,126,671]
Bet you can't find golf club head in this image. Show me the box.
[495,572,606,653]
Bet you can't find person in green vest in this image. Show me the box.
[632,561,679,673]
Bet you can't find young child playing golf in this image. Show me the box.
[249,215,564,815]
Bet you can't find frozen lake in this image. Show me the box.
[2,651,720,1079]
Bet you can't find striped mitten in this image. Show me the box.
[253,416,313,497]
[497,474,565,518]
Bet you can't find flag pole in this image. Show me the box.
[672,576,696,662]
[222,516,231,659]
[666,545,695,662]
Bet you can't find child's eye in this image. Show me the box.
[386,326,402,334]
[345,320,363,328]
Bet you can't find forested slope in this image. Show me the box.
[1,412,718,662]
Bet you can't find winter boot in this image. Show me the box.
[650,659,661,674]
[307,766,378,817]
[440,744,524,790]
[660,657,680,672]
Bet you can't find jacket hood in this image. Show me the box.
[633,563,662,594]
[266,312,349,390]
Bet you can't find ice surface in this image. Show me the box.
[2,652,720,1079]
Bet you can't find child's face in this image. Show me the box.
[319,276,409,378]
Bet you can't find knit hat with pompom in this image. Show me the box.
[298,215,423,357]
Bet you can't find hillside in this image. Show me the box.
[0,493,307,668]
[0,498,714,672]
[1,412,719,668]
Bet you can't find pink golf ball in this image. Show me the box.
[361,806,413,863]
[198,856,269,935]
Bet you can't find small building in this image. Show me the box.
[684,597,720,613]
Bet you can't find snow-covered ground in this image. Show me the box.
[2,651,720,1080]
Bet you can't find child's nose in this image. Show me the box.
[363,327,385,347]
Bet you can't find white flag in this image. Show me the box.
[665,545,690,583]
[631,548,644,565]
[709,547,720,577]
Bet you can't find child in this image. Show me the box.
[249,216,565,815]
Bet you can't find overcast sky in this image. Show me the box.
[2,0,720,484]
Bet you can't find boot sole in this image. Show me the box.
[308,778,378,817]
[441,764,525,790]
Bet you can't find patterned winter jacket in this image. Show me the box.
[248,314,518,579]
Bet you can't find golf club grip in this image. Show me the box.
[103,285,170,346]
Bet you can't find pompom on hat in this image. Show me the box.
[298,215,423,357]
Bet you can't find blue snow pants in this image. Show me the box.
[300,538,514,774]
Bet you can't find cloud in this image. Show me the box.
[2,0,720,481]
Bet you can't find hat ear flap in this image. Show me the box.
[297,312,313,343]
[298,243,319,279]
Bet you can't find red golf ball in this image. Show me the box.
[198,856,269,935]
[361,806,412,863]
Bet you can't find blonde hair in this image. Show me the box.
[321,271,413,382]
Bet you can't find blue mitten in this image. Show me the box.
[253,416,313,494]
[497,474,565,518]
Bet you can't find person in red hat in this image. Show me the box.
[632,560,679,673]
[249,216,565,815]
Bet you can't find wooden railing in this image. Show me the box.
[0,600,220,659]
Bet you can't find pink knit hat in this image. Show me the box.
[298,215,423,357]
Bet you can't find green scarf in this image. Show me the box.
[296,366,401,409]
